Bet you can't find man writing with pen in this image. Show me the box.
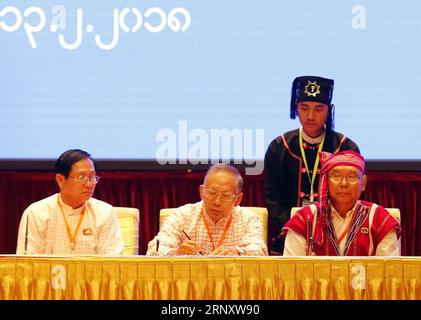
[146,164,268,256]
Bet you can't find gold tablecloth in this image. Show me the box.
[1,255,420,300]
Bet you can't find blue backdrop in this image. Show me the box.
[0,1,419,161]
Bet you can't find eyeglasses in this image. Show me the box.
[328,174,361,184]
[203,188,237,202]
[68,175,101,184]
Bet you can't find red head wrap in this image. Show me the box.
[313,150,365,248]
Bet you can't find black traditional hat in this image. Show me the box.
[290,75,335,132]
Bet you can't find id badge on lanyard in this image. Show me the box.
[299,128,325,204]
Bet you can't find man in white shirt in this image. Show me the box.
[16,149,124,255]
[282,150,400,256]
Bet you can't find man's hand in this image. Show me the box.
[211,246,239,256]
[176,240,203,255]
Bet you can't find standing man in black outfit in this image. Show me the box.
[264,76,360,255]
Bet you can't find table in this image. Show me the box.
[1,255,420,300]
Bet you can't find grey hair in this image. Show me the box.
[204,163,243,192]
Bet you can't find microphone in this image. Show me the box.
[24,212,29,255]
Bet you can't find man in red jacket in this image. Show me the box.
[282,150,400,256]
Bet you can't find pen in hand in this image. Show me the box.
[182,230,204,255]
[182,230,191,240]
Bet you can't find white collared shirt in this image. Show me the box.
[16,193,124,255]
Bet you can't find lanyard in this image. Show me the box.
[201,209,234,251]
[337,212,355,245]
[58,197,86,252]
[299,128,325,202]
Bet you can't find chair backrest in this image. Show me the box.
[386,208,401,223]
[159,208,175,230]
[290,207,301,217]
[159,207,268,243]
[246,207,268,244]
[290,206,401,223]
[114,207,140,255]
